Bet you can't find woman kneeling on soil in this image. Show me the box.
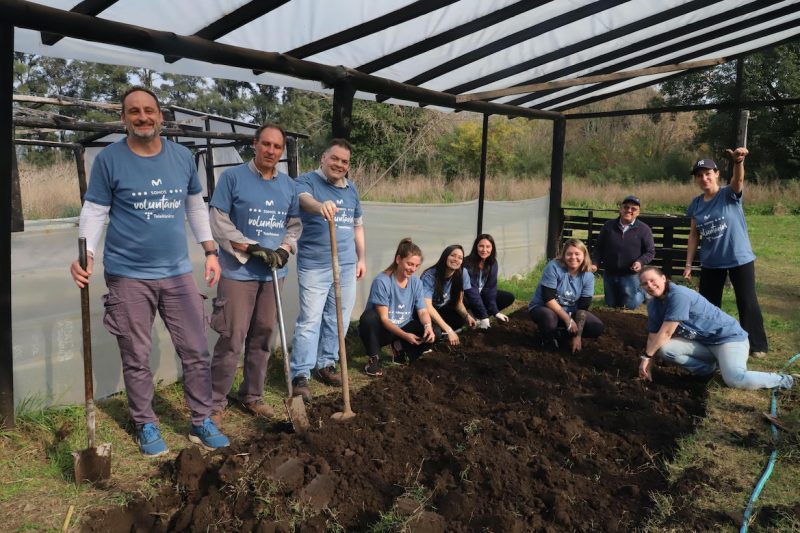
[359,238,436,377]
[638,266,795,389]
[421,244,478,346]
[528,238,604,353]
[463,233,515,329]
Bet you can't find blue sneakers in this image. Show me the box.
[137,423,169,457]
[188,417,230,450]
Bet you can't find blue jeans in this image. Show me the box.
[658,338,793,390]
[290,263,357,380]
[603,272,644,309]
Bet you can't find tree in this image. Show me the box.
[659,42,800,181]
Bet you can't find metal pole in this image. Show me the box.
[204,117,215,199]
[546,118,566,259]
[1,21,15,428]
[477,114,489,236]
[286,136,299,178]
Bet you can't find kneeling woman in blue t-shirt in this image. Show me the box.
[421,245,478,346]
[528,238,604,353]
[358,238,436,377]
[638,266,794,389]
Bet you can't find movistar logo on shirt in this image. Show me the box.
[336,199,344,205]
[265,200,274,206]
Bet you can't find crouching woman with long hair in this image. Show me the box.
[358,238,436,377]
[638,266,795,389]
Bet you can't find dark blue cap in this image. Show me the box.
[621,195,640,206]
[691,158,718,174]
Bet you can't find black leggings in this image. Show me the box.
[699,261,768,352]
[528,306,605,339]
[358,308,432,359]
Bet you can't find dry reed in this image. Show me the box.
[18,159,82,219]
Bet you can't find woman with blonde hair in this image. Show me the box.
[358,238,436,377]
[528,239,604,353]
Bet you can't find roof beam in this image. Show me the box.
[445,0,724,96]
[40,0,117,46]
[529,16,800,111]
[401,0,630,89]
[3,0,562,120]
[357,0,552,74]
[551,31,800,113]
[165,0,290,63]
[505,0,798,107]
[286,0,460,59]
[456,58,726,102]
[563,98,800,119]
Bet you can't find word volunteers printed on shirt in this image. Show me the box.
[131,184,183,220]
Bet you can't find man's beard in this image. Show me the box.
[128,123,162,140]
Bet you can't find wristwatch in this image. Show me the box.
[640,352,653,361]
[205,249,219,257]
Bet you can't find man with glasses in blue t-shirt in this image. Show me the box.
[208,124,300,425]
[70,86,229,457]
[289,139,366,401]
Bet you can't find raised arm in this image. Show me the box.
[726,147,748,195]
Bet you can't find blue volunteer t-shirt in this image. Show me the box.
[686,185,756,269]
[296,170,362,269]
[528,259,594,314]
[85,138,201,279]
[210,164,299,282]
[421,267,472,308]
[647,282,747,344]
[365,272,426,327]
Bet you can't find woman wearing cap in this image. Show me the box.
[684,148,768,357]
[590,195,654,309]
[638,266,794,389]
[463,234,515,328]
[528,238,604,353]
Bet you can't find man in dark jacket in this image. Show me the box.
[591,195,655,309]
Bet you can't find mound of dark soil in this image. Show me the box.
[82,310,708,532]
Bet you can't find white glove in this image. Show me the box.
[477,318,491,330]
[495,312,509,322]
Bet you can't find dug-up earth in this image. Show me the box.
[82,310,711,532]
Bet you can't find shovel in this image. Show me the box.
[72,237,111,483]
[328,218,355,422]
[271,267,309,433]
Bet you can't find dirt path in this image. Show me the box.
[82,310,708,532]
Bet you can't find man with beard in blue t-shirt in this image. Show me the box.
[70,86,229,456]
[208,124,300,424]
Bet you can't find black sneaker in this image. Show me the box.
[364,356,383,377]
[291,376,312,403]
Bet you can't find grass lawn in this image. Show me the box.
[1,215,798,532]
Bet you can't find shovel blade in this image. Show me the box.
[284,396,309,434]
[73,443,111,483]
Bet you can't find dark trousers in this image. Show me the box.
[494,290,515,313]
[358,308,432,359]
[528,306,605,339]
[435,305,466,332]
[699,261,768,353]
[210,277,280,410]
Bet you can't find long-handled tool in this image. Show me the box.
[271,267,309,433]
[328,218,355,422]
[72,237,111,483]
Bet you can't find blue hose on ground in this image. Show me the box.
[739,352,800,533]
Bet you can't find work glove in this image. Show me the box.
[247,244,281,268]
[477,318,491,330]
[495,312,509,322]
[275,247,289,268]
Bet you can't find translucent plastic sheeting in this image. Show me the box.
[11,196,547,408]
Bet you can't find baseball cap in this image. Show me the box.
[691,158,718,174]
[621,195,641,206]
